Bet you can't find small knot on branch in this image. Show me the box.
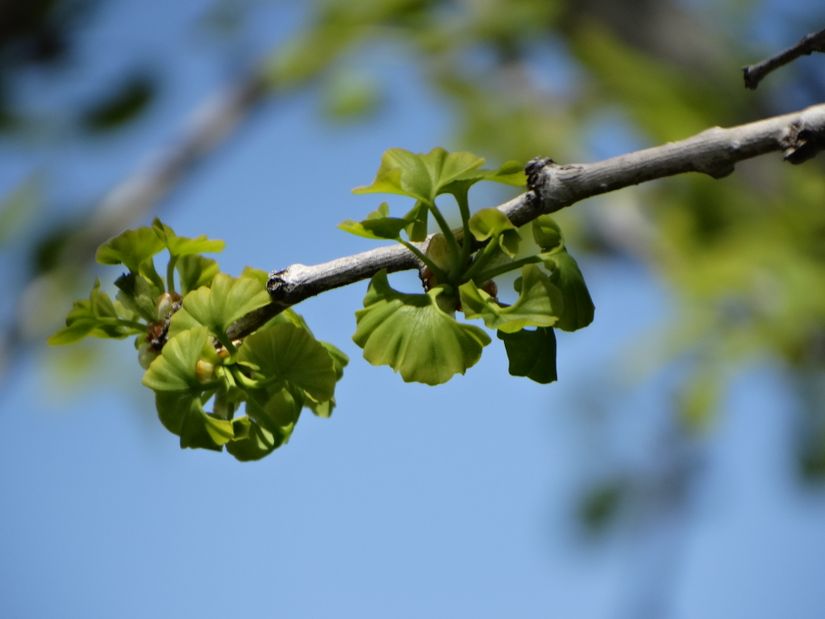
[267,268,294,301]
[782,121,825,164]
[525,156,555,191]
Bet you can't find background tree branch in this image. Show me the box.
[743,26,825,89]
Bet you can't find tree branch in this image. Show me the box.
[226,102,825,340]
[743,27,825,90]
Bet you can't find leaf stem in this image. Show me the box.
[427,200,461,266]
[399,239,448,281]
[166,256,178,294]
[474,255,542,282]
[454,190,474,276]
[463,239,503,282]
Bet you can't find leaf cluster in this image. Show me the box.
[50,219,347,461]
[342,147,594,385]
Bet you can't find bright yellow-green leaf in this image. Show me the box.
[460,264,562,333]
[239,323,338,401]
[353,271,490,385]
[469,207,521,257]
[49,280,143,345]
[155,391,234,451]
[226,417,281,461]
[96,226,165,272]
[339,202,410,240]
[151,218,225,257]
[142,326,214,392]
[353,147,486,203]
[532,215,564,252]
[176,255,220,294]
[182,273,270,336]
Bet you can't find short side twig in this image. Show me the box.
[743,27,825,89]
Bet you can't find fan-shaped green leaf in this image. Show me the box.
[459,264,562,333]
[114,271,161,321]
[239,323,338,401]
[246,388,301,435]
[469,208,521,257]
[176,255,220,294]
[497,327,558,384]
[226,417,281,461]
[339,202,409,240]
[532,215,564,252]
[151,218,225,257]
[49,280,143,345]
[96,226,164,272]
[353,147,486,203]
[155,392,233,451]
[182,273,270,336]
[353,271,490,385]
[142,326,214,392]
[542,251,595,331]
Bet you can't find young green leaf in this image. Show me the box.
[151,218,226,257]
[95,226,165,272]
[142,325,216,392]
[459,264,562,333]
[245,388,302,435]
[238,323,338,401]
[338,202,409,240]
[182,273,270,337]
[155,392,234,451]
[468,208,521,258]
[176,254,220,294]
[542,251,595,331]
[114,271,162,321]
[353,270,490,385]
[226,417,282,461]
[49,280,144,345]
[532,215,564,253]
[353,147,486,203]
[497,327,558,384]
[440,160,526,197]
[305,342,349,418]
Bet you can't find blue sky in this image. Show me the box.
[2,2,825,617]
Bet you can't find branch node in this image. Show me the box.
[525,156,554,191]
[267,268,296,301]
[781,121,825,164]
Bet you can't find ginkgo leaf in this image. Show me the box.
[353,147,486,203]
[497,327,558,384]
[468,208,521,257]
[532,215,564,252]
[245,387,302,435]
[49,280,144,345]
[182,273,270,336]
[151,218,225,257]
[113,271,161,322]
[306,342,349,418]
[226,417,283,461]
[238,323,338,401]
[440,159,526,197]
[459,264,562,333]
[96,226,165,272]
[353,271,490,385]
[339,202,409,240]
[155,392,234,451]
[142,326,215,392]
[176,254,220,294]
[542,251,595,331]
